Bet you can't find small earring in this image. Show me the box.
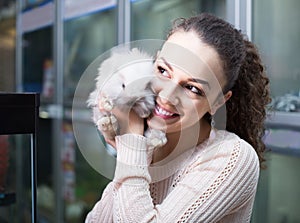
[209,116,216,140]
[211,116,215,129]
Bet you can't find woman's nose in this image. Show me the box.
[158,82,180,105]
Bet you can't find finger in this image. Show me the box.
[98,96,114,112]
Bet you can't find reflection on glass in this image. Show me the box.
[23,27,53,103]
[63,7,116,223]
[253,0,300,112]
[252,2,300,223]
[64,9,117,104]
[0,134,32,222]
[22,0,50,11]
[131,0,226,40]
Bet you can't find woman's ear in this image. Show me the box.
[209,91,232,115]
[224,90,232,102]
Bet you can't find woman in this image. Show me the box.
[86,13,271,222]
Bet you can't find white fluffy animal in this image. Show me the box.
[87,48,167,149]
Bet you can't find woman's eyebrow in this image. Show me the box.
[158,56,211,90]
[160,57,174,71]
[187,78,211,90]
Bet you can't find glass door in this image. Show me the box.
[0,134,33,223]
[63,1,117,222]
[131,0,227,40]
[252,1,300,223]
[17,1,55,221]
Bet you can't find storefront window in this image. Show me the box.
[253,0,300,112]
[131,0,226,40]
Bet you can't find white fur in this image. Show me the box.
[87,48,167,149]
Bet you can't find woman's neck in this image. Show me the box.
[152,119,211,164]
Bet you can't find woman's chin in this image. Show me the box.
[147,115,182,133]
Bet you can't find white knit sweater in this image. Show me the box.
[85,129,259,223]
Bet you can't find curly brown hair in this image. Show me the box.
[168,13,271,168]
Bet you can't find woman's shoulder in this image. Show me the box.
[215,129,258,158]
[212,129,257,151]
[193,129,259,171]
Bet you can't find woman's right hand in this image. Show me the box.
[99,106,145,149]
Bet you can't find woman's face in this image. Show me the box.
[148,30,228,133]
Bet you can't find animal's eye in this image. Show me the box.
[122,83,125,89]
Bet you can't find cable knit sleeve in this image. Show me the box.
[113,134,155,222]
[85,182,114,223]
[85,134,153,223]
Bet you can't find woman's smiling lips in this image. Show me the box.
[154,104,180,119]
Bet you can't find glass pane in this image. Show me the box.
[63,7,116,222]
[131,0,226,40]
[252,1,300,223]
[253,0,300,112]
[252,153,300,223]
[266,153,300,223]
[23,26,54,104]
[0,134,32,223]
[64,8,117,105]
[22,0,52,11]
[36,118,54,222]
[61,121,110,223]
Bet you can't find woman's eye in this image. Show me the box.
[157,66,170,77]
[185,84,205,96]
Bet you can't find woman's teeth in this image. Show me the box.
[155,105,176,117]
